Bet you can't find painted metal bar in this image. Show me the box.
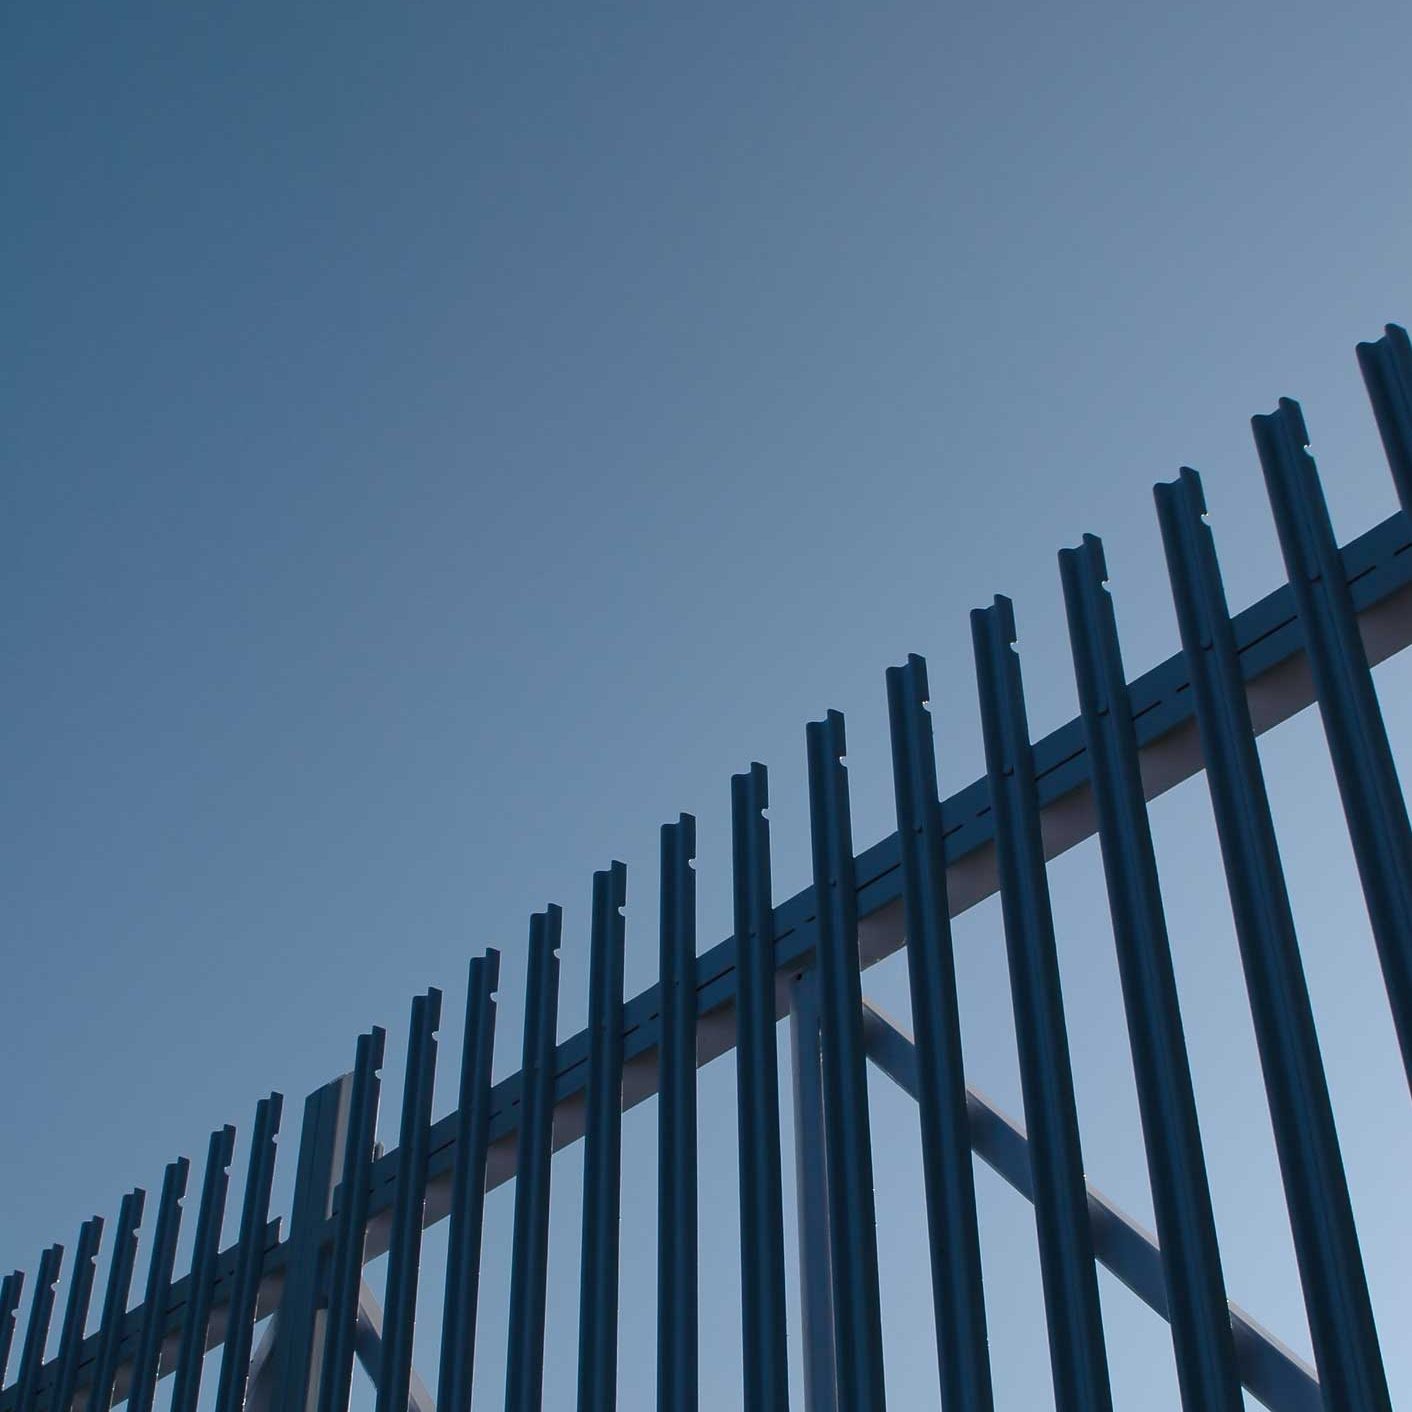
[972,598,1113,1412]
[731,763,790,1412]
[787,973,835,1412]
[1357,323,1412,511]
[884,654,993,1412]
[0,1274,22,1395]
[128,1158,191,1412]
[1156,466,1391,1412]
[86,1191,144,1412]
[169,1128,235,1412]
[213,1093,283,1412]
[578,862,628,1412]
[861,1001,1322,1412]
[1256,397,1412,1092]
[657,817,698,1412]
[438,952,500,1412]
[504,905,562,1412]
[319,1028,386,1412]
[49,1219,104,1412]
[1059,536,1242,1410]
[354,1282,436,1412]
[15,1245,62,1412]
[376,989,443,1412]
[805,711,886,1412]
[274,1075,354,1412]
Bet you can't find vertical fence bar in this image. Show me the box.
[169,1127,235,1412]
[0,1273,22,1393]
[1059,538,1242,1410]
[86,1190,145,1412]
[731,764,790,1412]
[885,656,993,1412]
[377,989,443,1412]
[805,711,887,1412]
[787,973,835,1412]
[504,906,562,1412]
[128,1158,191,1412]
[214,1093,283,1412]
[50,1219,104,1412]
[972,597,1113,1412]
[274,1075,353,1412]
[657,817,698,1412]
[578,862,628,1412]
[1255,398,1412,1093]
[1156,467,1392,1412]
[15,1244,62,1412]
[438,952,501,1412]
[1356,323,1412,511]
[318,1029,386,1412]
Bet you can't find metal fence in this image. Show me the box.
[4,323,1412,1412]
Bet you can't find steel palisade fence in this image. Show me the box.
[4,324,1412,1412]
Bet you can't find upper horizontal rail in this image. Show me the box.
[13,500,1412,1412]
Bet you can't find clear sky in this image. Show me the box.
[5,2,1412,1408]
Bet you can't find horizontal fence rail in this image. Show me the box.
[4,323,1412,1412]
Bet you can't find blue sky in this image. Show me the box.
[5,2,1412,1407]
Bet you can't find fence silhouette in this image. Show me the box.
[4,324,1412,1412]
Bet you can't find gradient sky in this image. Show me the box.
[5,3,1412,1408]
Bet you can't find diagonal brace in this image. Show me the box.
[354,1279,437,1412]
[860,1000,1320,1412]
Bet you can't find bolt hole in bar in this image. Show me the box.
[14,1244,62,1412]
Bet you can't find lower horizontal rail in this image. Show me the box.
[861,1001,1322,1412]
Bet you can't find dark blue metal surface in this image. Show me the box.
[319,1027,386,1412]
[87,1189,145,1412]
[805,710,886,1412]
[377,989,443,1412]
[168,1127,234,1412]
[1156,465,1391,1412]
[657,816,698,1412]
[438,952,499,1412]
[972,597,1113,1412]
[49,1218,103,1412]
[15,1244,61,1412]
[1060,535,1241,1410]
[731,763,790,1412]
[128,1158,191,1412]
[578,863,628,1412]
[1357,323,1412,510]
[1256,397,1412,1094]
[504,905,562,1412]
[213,1094,282,1412]
[885,655,993,1412]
